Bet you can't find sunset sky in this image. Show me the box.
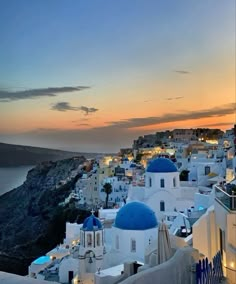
[0,0,235,153]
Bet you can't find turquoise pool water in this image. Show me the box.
[33,255,51,265]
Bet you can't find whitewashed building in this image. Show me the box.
[99,176,129,206]
[193,181,236,283]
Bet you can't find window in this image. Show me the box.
[160,178,165,188]
[131,239,136,252]
[205,166,210,175]
[116,235,119,250]
[81,231,84,247]
[96,233,100,246]
[160,200,165,212]
[149,177,152,187]
[173,177,176,187]
[87,233,92,247]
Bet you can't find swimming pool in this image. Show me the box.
[33,255,51,265]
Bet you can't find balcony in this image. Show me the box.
[215,184,236,212]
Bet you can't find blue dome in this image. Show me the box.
[130,163,137,168]
[146,157,177,173]
[114,202,158,230]
[82,214,102,231]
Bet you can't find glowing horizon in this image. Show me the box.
[0,0,235,152]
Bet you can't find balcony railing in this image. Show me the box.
[215,185,236,211]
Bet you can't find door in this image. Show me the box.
[68,271,74,283]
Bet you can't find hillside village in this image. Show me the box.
[1,127,236,284]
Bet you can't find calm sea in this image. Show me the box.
[0,166,34,196]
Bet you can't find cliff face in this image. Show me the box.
[0,156,90,275]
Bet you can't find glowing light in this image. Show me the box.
[206,140,218,145]
[230,262,234,268]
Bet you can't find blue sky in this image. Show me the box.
[0,0,235,152]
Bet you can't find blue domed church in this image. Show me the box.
[145,157,180,190]
[128,157,195,220]
[111,202,158,261]
[78,212,105,275]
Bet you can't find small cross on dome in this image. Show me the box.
[91,209,95,215]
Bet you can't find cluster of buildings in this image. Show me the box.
[132,128,223,149]
[1,127,236,283]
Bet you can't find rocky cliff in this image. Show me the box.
[0,156,91,275]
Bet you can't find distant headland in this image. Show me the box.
[0,142,101,167]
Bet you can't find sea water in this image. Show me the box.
[0,166,34,196]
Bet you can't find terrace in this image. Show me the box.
[215,183,236,212]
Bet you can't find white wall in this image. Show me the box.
[146,190,194,221]
[128,186,145,201]
[117,247,199,284]
[225,212,236,284]
[145,172,180,191]
[98,208,119,220]
[192,206,218,260]
[194,193,212,210]
[59,257,78,284]
[65,223,82,245]
[147,190,175,219]
[112,227,157,261]
[227,214,236,249]
[214,201,227,232]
